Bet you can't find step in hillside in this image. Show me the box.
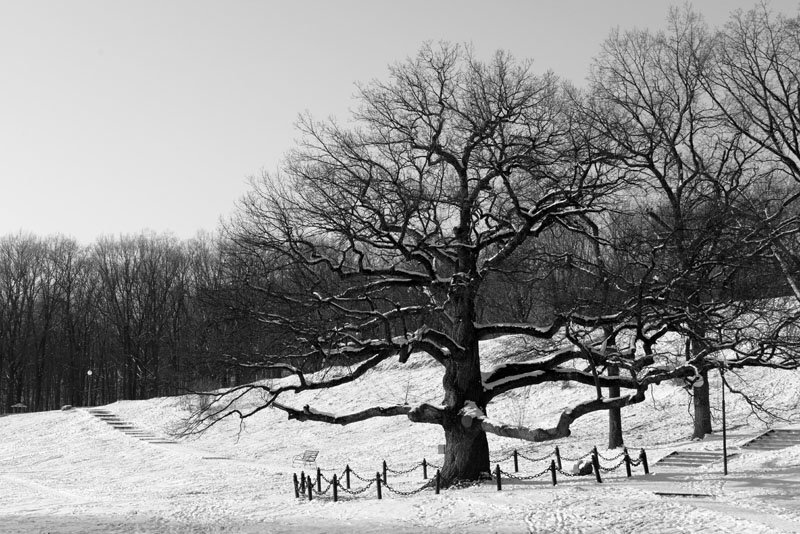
[655,450,730,468]
[741,429,800,451]
[87,408,177,445]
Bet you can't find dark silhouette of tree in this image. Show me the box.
[187,44,722,485]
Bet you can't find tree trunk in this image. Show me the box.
[692,369,712,439]
[607,364,623,449]
[441,408,490,482]
[439,259,490,485]
[688,336,712,439]
[440,355,490,484]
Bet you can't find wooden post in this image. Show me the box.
[435,469,440,495]
[550,459,557,486]
[333,474,338,502]
[316,467,322,493]
[345,465,351,489]
[293,473,300,498]
[422,458,428,479]
[383,460,388,486]
[640,449,649,475]
[592,452,602,483]
[307,475,313,500]
[555,446,562,470]
[623,447,632,478]
[513,450,519,472]
[300,471,306,494]
[495,464,502,491]
[376,472,382,500]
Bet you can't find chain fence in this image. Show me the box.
[499,465,551,480]
[517,450,553,463]
[489,449,517,463]
[598,456,628,473]
[348,468,375,483]
[385,463,423,476]
[597,450,626,462]
[559,450,593,462]
[383,479,434,496]
[293,445,650,503]
[338,478,376,496]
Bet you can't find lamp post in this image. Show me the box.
[721,356,728,476]
[87,369,93,407]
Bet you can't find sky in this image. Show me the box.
[1,0,798,244]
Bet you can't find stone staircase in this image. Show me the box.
[655,428,800,469]
[87,408,177,445]
[741,428,800,451]
[655,450,729,468]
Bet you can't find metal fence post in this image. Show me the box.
[592,452,602,483]
[333,474,338,502]
[624,447,632,478]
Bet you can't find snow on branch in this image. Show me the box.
[483,365,639,399]
[475,313,630,342]
[272,401,446,426]
[475,319,565,341]
[273,402,413,425]
[463,391,647,443]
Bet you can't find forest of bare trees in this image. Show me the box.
[0,232,235,412]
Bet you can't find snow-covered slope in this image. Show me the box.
[3,337,800,533]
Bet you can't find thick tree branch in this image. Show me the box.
[273,402,413,425]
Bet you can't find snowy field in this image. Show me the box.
[3,338,800,533]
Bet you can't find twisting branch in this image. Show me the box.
[272,402,414,424]
[458,390,647,442]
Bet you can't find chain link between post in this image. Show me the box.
[499,466,551,480]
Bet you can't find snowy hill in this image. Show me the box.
[3,337,800,532]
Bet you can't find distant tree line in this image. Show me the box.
[6,212,791,415]
[0,233,231,412]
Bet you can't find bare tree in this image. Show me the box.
[585,7,770,438]
[185,44,684,485]
[181,16,800,485]
[707,4,800,301]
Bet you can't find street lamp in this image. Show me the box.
[87,369,93,407]
[721,355,728,476]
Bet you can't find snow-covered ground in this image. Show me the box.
[3,338,800,533]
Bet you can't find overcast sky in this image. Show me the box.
[1,0,798,244]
